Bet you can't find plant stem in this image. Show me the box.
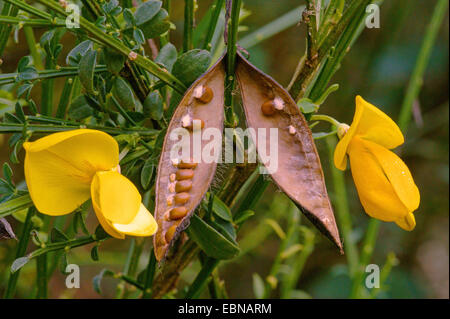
[142,250,157,299]
[350,218,380,298]
[326,136,359,276]
[23,26,43,70]
[4,207,35,299]
[185,257,220,298]
[224,0,241,122]
[203,0,225,50]
[183,0,195,52]
[0,123,159,136]
[0,194,33,218]
[280,226,315,298]
[398,0,448,133]
[36,254,48,298]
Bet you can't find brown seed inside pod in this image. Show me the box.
[175,180,193,192]
[261,100,276,116]
[165,224,178,243]
[177,159,198,169]
[169,207,188,220]
[174,192,190,204]
[176,169,194,180]
[194,85,214,103]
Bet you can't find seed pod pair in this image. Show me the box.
[153,53,342,261]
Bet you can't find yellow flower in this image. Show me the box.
[23,129,157,238]
[334,96,420,231]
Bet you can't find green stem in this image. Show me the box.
[0,194,33,218]
[4,207,35,299]
[262,208,299,299]
[185,257,220,299]
[350,218,380,298]
[0,123,159,136]
[398,0,448,133]
[0,3,19,56]
[41,56,55,116]
[326,136,359,276]
[36,254,48,298]
[203,0,225,50]
[183,0,195,52]
[141,250,157,299]
[280,226,315,298]
[225,0,241,117]
[55,77,76,119]
[23,26,43,70]
[0,15,66,26]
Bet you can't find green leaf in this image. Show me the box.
[112,77,136,110]
[203,193,232,222]
[172,49,212,86]
[68,95,93,120]
[123,8,136,27]
[252,273,265,299]
[297,98,319,114]
[137,8,170,40]
[143,91,163,120]
[155,43,177,72]
[73,210,89,235]
[50,228,69,243]
[187,215,240,260]
[133,28,146,45]
[104,47,125,74]
[140,157,155,190]
[11,256,30,273]
[2,163,13,183]
[91,245,99,261]
[134,0,162,26]
[66,40,93,66]
[78,49,98,95]
[92,268,115,295]
[234,210,255,226]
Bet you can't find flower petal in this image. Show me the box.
[24,129,119,215]
[354,95,404,149]
[334,96,404,170]
[347,137,411,222]
[366,138,420,213]
[395,213,416,231]
[93,171,141,224]
[112,204,158,236]
[91,174,125,239]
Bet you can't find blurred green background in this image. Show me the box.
[0,0,448,298]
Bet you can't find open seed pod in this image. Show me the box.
[235,52,343,253]
[153,56,226,261]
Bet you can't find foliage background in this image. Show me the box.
[0,0,448,298]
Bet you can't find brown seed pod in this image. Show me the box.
[177,159,198,169]
[235,52,343,253]
[153,56,225,261]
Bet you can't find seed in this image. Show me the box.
[177,159,198,169]
[165,224,178,243]
[194,85,214,103]
[169,207,188,220]
[168,182,176,193]
[288,125,297,135]
[155,232,166,246]
[261,100,276,116]
[169,173,176,182]
[175,180,193,192]
[176,169,194,180]
[174,192,190,204]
